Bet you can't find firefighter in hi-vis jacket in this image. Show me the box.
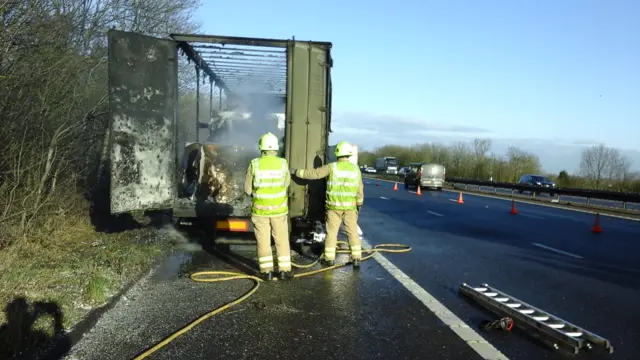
[292,141,364,268]
[244,132,293,281]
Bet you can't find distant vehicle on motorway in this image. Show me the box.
[375,157,399,175]
[398,167,409,176]
[404,162,445,191]
[363,167,377,174]
[518,174,556,196]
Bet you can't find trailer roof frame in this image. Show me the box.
[170,33,332,49]
[170,33,332,100]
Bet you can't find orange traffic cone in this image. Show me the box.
[393,182,398,191]
[416,186,422,195]
[591,213,603,233]
[510,199,518,215]
[457,192,464,204]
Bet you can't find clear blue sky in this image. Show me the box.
[196,0,639,169]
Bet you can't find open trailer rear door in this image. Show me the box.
[107,30,178,214]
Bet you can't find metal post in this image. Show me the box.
[209,80,213,120]
[219,87,223,110]
[195,65,200,143]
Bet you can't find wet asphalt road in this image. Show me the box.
[61,239,482,359]
[361,179,640,360]
[60,180,640,360]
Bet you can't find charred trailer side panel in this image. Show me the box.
[107,30,179,214]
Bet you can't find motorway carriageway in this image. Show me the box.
[361,178,640,360]
[62,180,640,360]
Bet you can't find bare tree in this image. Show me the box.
[472,138,492,179]
[579,144,619,189]
[610,154,632,190]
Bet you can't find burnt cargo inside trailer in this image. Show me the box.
[107,30,333,234]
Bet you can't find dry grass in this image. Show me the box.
[0,213,172,332]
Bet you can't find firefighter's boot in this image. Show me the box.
[321,259,335,267]
[279,270,294,281]
[352,258,361,269]
[261,272,274,281]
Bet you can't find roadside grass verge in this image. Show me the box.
[0,211,174,356]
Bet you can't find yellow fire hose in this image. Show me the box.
[132,241,411,359]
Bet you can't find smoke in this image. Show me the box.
[184,73,287,206]
[206,86,285,151]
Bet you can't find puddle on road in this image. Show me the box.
[149,250,223,283]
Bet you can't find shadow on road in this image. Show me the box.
[0,297,71,360]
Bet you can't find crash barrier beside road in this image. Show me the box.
[365,174,640,214]
[446,177,640,205]
[132,242,412,359]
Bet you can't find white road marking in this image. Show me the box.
[361,236,510,360]
[408,191,417,194]
[380,196,389,200]
[531,243,583,259]
[448,199,458,202]
[427,211,444,217]
[519,213,545,220]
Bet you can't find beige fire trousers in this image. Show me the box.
[323,210,362,261]
[251,215,291,272]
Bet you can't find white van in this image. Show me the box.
[404,162,445,190]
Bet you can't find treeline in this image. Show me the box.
[359,139,640,192]
[0,0,202,248]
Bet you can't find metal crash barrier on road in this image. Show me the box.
[459,283,614,355]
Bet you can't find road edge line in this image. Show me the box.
[363,177,640,222]
[362,238,510,360]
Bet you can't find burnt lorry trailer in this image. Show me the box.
[107,29,333,247]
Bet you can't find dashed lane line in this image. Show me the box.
[531,242,583,259]
[518,213,545,220]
